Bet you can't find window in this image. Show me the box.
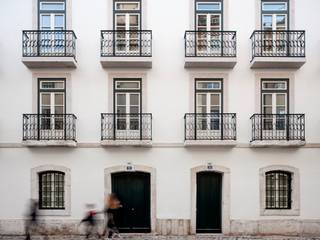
[114,79,142,131]
[265,171,291,209]
[195,0,223,31]
[38,0,66,30]
[261,0,289,31]
[39,171,65,209]
[195,79,223,131]
[38,79,66,130]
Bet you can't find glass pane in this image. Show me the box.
[117,106,126,114]
[130,94,139,105]
[262,15,273,30]
[41,107,51,115]
[210,94,220,105]
[263,107,272,114]
[211,15,220,28]
[197,2,221,11]
[54,106,64,114]
[276,94,286,106]
[129,15,139,26]
[276,107,286,114]
[197,15,207,27]
[130,106,139,114]
[41,81,65,89]
[54,15,64,29]
[41,15,51,29]
[276,15,286,30]
[116,2,140,11]
[117,94,126,105]
[197,94,207,105]
[116,15,126,26]
[54,94,64,105]
[116,81,140,89]
[210,106,220,113]
[262,2,287,11]
[197,106,207,113]
[262,81,287,90]
[41,94,51,105]
[196,81,221,90]
[263,94,272,105]
[40,2,65,11]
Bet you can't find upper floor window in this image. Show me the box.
[195,0,223,31]
[266,171,292,209]
[261,0,289,31]
[114,0,141,30]
[38,0,66,30]
[39,171,65,209]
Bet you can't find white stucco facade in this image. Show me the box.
[0,0,320,236]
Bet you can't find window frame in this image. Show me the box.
[38,78,66,115]
[261,0,289,30]
[38,0,66,30]
[265,170,292,210]
[195,0,223,31]
[260,79,289,114]
[39,171,66,210]
[194,78,224,114]
[113,0,142,30]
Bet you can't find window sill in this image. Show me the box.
[37,209,71,216]
[261,208,300,216]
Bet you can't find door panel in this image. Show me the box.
[196,171,222,233]
[111,172,151,233]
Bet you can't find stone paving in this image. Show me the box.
[1,236,320,240]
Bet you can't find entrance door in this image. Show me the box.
[111,172,151,233]
[196,14,221,55]
[196,171,222,233]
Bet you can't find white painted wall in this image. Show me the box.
[0,0,320,234]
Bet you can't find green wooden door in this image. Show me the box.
[111,172,151,233]
[196,171,222,233]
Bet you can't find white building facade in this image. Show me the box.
[0,0,320,236]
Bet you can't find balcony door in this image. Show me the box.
[38,80,66,138]
[195,1,222,55]
[114,80,142,140]
[261,80,288,135]
[114,1,141,55]
[195,80,223,139]
[261,1,288,55]
[38,1,66,55]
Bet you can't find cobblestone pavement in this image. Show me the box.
[1,236,320,240]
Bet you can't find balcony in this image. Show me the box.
[23,114,77,147]
[101,113,152,147]
[250,30,306,69]
[184,113,237,147]
[250,114,305,147]
[184,31,237,68]
[22,30,77,68]
[100,30,152,68]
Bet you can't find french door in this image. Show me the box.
[262,93,287,132]
[39,13,65,55]
[115,92,141,139]
[115,13,140,54]
[196,14,221,55]
[262,14,287,54]
[196,92,221,138]
[40,92,65,137]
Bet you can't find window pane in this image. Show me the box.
[41,94,51,105]
[41,81,65,90]
[41,15,51,29]
[210,94,220,105]
[116,2,140,11]
[116,81,140,89]
[262,2,287,11]
[54,15,64,29]
[262,81,287,90]
[262,15,273,30]
[211,15,220,28]
[197,2,221,11]
[116,15,126,26]
[129,15,139,26]
[54,94,64,105]
[117,94,126,105]
[197,81,221,90]
[197,94,207,105]
[130,94,139,105]
[263,94,272,105]
[40,2,65,11]
[276,94,286,106]
[197,15,207,27]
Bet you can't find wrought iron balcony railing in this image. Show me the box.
[101,113,152,141]
[23,114,77,141]
[101,30,152,57]
[250,114,305,142]
[22,30,77,58]
[184,31,237,57]
[184,113,237,141]
[250,30,305,60]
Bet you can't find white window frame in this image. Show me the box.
[115,1,140,11]
[196,81,222,90]
[40,1,66,11]
[262,2,287,12]
[262,80,287,91]
[115,80,141,90]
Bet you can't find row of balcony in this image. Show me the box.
[21,30,306,69]
[22,113,306,147]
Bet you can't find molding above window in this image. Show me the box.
[31,165,71,216]
[259,165,300,216]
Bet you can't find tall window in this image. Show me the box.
[38,79,66,130]
[39,171,65,209]
[114,79,142,131]
[38,0,66,30]
[114,0,141,54]
[195,79,223,131]
[261,0,288,31]
[266,171,292,209]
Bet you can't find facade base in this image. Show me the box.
[250,140,306,148]
[22,140,77,147]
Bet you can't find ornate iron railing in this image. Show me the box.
[22,30,77,58]
[184,31,237,57]
[250,30,305,61]
[101,113,152,141]
[184,113,236,141]
[250,114,305,142]
[23,114,77,141]
[101,30,152,57]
